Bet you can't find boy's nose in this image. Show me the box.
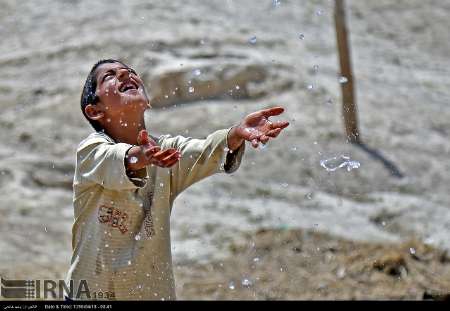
[117,68,131,80]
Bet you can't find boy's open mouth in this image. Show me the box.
[119,80,139,93]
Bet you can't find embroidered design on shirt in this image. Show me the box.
[143,189,155,238]
[98,205,129,234]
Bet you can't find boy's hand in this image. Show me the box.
[126,130,181,171]
[228,106,290,149]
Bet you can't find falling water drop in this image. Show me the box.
[338,76,348,84]
[129,156,138,164]
[320,155,361,172]
[228,281,235,290]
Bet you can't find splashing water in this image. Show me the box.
[228,281,235,290]
[338,76,348,84]
[129,156,138,164]
[241,278,253,288]
[320,155,361,172]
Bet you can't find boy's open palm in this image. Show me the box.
[235,106,290,148]
[136,130,181,168]
[126,130,181,172]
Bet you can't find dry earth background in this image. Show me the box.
[0,0,449,300]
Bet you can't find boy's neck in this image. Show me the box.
[103,115,145,145]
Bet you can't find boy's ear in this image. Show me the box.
[85,104,105,121]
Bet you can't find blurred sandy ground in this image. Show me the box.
[0,0,449,300]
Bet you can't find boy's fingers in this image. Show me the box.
[259,135,270,144]
[261,106,284,118]
[265,128,282,138]
[144,146,161,157]
[153,148,178,160]
[137,130,150,146]
[251,139,259,148]
[270,121,290,129]
[248,131,263,141]
[161,151,181,163]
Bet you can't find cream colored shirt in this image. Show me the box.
[65,128,245,300]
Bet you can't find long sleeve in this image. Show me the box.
[75,134,149,191]
[158,128,245,199]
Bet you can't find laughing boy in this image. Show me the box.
[65,59,289,300]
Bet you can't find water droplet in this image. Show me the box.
[228,281,235,290]
[235,85,240,90]
[291,147,298,151]
[129,156,138,164]
[248,36,257,44]
[160,183,164,187]
[298,33,305,40]
[307,84,314,90]
[44,226,48,232]
[338,76,348,84]
[188,86,195,93]
[241,278,253,288]
[337,267,346,279]
[316,9,324,16]
[320,155,361,172]
[193,69,201,76]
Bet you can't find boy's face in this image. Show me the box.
[88,62,150,125]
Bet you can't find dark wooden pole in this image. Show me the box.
[334,0,360,143]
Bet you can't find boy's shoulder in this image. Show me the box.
[77,131,115,151]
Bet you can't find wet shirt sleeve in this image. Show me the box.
[160,127,245,199]
[76,136,149,191]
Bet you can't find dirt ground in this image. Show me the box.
[174,228,450,300]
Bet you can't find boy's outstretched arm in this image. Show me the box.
[227,106,290,150]
[156,106,289,201]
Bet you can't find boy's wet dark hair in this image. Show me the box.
[80,59,125,132]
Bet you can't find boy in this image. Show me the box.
[65,59,289,300]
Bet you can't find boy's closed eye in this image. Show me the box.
[101,68,138,83]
